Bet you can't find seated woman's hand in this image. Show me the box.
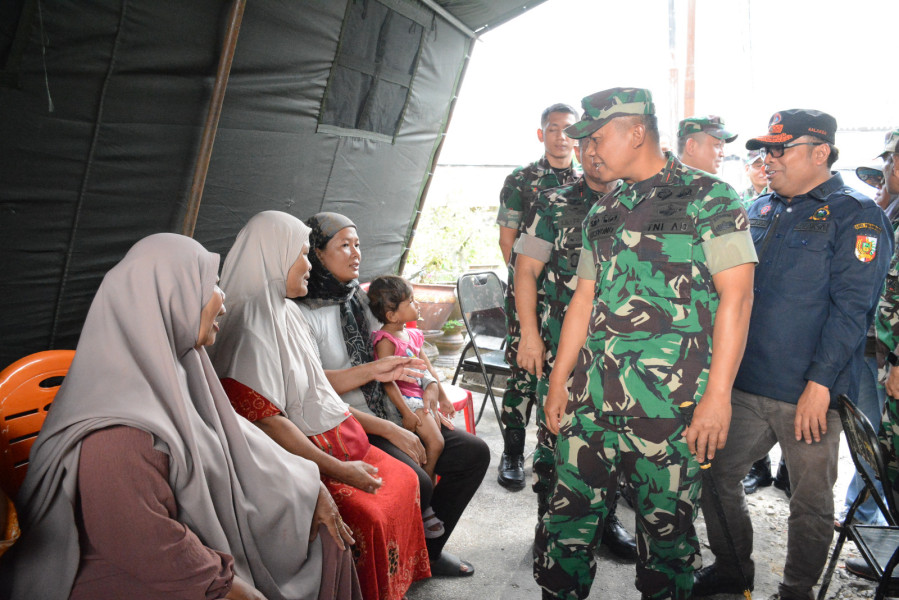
[385,423,427,465]
[402,412,421,432]
[368,356,427,384]
[226,575,268,600]
[338,460,383,494]
[311,482,355,550]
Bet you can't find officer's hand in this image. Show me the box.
[544,379,569,435]
[887,366,899,399]
[794,380,831,443]
[684,393,731,463]
[518,330,546,380]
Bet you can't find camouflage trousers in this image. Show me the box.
[534,406,702,600]
[501,281,540,434]
[880,394,899,504]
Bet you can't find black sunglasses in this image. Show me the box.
[856,166,885,188]
[759,141,824,159]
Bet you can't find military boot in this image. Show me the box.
[601,490,637,561]
[497,428,526,491]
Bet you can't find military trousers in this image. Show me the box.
[501,281,539,435]
[700,388,841,599]
[534,406,702,600]
[882,391,899,505]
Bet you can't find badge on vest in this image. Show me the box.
[809,205,830,221]
[856,235,878,263]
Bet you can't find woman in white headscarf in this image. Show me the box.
[0,233,359,600]
[210,211,430,600]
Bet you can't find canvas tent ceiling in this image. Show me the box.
[0,0,544,368]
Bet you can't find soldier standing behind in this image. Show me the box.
[676,115,737,175]
[513,133,637,559]
[535,87,757,600]
[741,149,769,208]
[496,103,581,490]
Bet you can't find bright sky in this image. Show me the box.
[439,0,899,171]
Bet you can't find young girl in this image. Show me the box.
[368,275,446,538]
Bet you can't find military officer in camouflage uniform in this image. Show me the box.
[512,136,637,558]
[496,103,581,490]
[740,149,769,208]
[676,115,737,175]
[533,87,757,600]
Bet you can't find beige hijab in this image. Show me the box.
[210,211,349,436]
[1,234,322,600]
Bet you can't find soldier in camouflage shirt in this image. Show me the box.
[533,88,757,600]
[513,137,637,558]
[874,129,899,511]
[496,103,581,490]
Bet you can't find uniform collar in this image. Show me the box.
[614,152,681,209]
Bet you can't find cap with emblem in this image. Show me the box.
[876,128,899,159]
[745,109,837,150]
[677,116,737,143]
[564,87,655,139]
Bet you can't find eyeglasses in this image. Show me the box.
[760,141,824,159]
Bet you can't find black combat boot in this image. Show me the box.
[742,455,773,494]
[497,428,526,490]
[601,491,638,561]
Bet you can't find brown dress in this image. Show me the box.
[70,426,362,600]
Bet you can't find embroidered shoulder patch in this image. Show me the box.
[760,204,772,216]
[854,222,883,234]
[855,235,878,263]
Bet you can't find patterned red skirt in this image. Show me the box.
[222,379,430,599]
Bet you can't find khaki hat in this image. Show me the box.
[877,128,899,159]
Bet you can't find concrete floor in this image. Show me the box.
[405,378,884,600]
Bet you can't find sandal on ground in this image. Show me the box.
[422,506,445,539]
[429,551,474,577]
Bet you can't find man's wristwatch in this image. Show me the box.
[888,351,899,367]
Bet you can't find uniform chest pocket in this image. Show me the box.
[786,225,830,252]
[781,223,832,294]
[633,233,693,302]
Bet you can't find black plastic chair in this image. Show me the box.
[450,272,511,438]
[818,394,899,600]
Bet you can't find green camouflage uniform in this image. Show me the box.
[497,156,580,432]
[514,176,601,512]
[534,152,755,600]
[873,129,899,502]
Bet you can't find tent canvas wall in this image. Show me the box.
[0,0,542,368]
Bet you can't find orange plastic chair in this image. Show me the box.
[444,383,476,435]
[0,350,75,498]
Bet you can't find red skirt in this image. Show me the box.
[222,379,430,599]
[313,417,430,600]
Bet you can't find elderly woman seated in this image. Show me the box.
[209,211,430,600]
[0,233,359,600]
[296,212,490,577]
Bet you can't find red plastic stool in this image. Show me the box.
[443,383,475,435]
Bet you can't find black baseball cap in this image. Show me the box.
[745,109,837,150]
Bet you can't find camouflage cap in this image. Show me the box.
[746,109,836,150]
[564,87,655,139]
[745,149,763,164]
[677,116,737,143]
[877,128,899,159]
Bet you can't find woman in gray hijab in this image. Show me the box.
[210,212,430,600]
[0,233,359,600]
